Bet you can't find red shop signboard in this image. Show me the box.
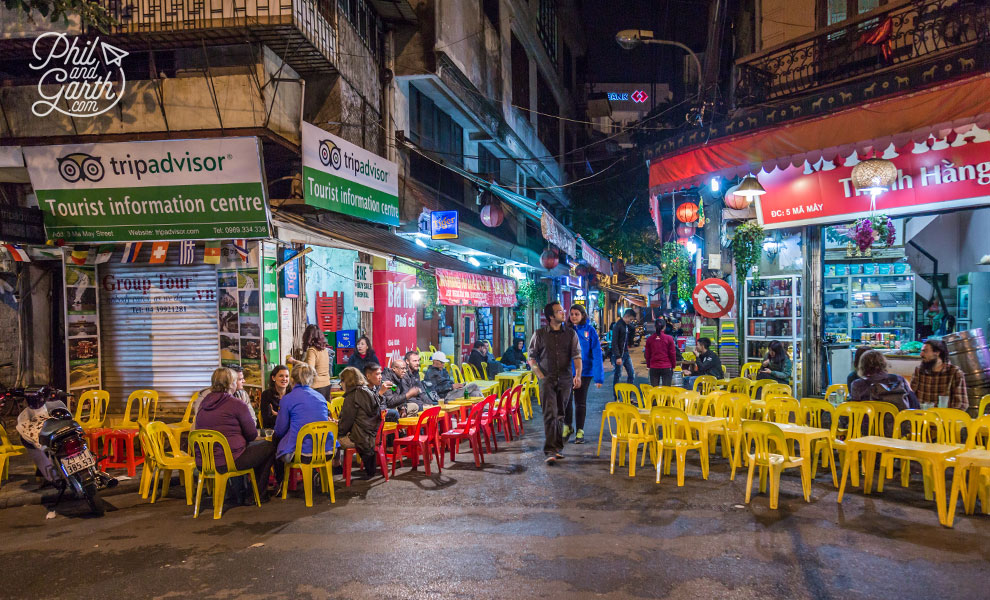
[372,270,418,367]
[435,268,517,307]
[755,134,990,229]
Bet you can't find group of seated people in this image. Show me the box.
[845,339,969,411]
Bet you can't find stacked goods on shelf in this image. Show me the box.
[718,320,740,378]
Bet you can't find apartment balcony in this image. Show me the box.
[735,0,990,107]
[2,0,338,75]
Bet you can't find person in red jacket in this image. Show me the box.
[644,318,678,387]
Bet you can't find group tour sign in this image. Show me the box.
[23,137,271,243]
[301,121,400,226]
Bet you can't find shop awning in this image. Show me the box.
[622,295,648,308]
[649,73,990,195]
[272,211,505,278]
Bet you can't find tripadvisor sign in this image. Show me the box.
[301,122,400,226]
[23,137,271,243]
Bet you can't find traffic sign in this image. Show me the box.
[692,278,735,319]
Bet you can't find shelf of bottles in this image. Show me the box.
[823,262,915,343]
[743,275,803,389]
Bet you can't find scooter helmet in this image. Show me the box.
[25,390,46,409]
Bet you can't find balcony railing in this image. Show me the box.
[94,0,337,73]
[735,0,990,106]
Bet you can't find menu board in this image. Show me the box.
[63,255,101,393]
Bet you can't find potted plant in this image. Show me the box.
[730,220,765,279]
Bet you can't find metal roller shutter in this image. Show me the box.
[99,259,219,415]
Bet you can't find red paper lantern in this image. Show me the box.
[676,202,699,223]
[724,189,750,210]
[541,248,559,270]
[676,224,696,238]
[480,201,504,227]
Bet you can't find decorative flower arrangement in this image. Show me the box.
[852,215,895,251]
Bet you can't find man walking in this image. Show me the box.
[529,301,582,465]
[913,339,968,410]
[610,309,637,391]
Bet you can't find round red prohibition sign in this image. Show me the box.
[692,278,735,319]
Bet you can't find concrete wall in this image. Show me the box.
[759,0,816,50]
[0,285,17,388]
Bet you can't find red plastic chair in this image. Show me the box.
[440,400,487,467]
[506,385,525,437]
[494,386,522,442]
[476,394,499,453]
[391,406,442,476]
[344,411,392,486]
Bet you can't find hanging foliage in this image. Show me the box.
[825,215,895,251]
[660,242,692,302]
[730,220,765,280]
[517,280,548,309]
[416,269,438,307]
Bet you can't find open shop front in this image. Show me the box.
[24,136,277,416]
[434,268,517,364]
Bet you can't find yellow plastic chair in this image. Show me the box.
[856,401,897,438]
[639,384,657,409]
[0,425,26,489]
[680,391,701,414]
[74,390,109,432]
[480,363,490,380]
[929,407,971,446]
[461,364,478,382]
[978,395,990,417]
[748,379,777,400]
[280,421,336,507]
[801,398,837,484]
[688,391,719,416]
[740,362,762,379]
[825,383,849,405]
[740,421,810,509]
[726,377,753,396]
[878,410,942,495]
[115,390,159,430]
[328,397,345,421]
[951,414,990,520]
[764,396,801,425]
[522,371,541,409]
[692,375,717,395]
[614,383,642,407]
[449,364,465,385]
[515,372,534,420]
[167,391,199,439]
[605,403,651,477]
[762,383,793,398]
[648,406,708,486]
[139,421,195,504]
[656,387,688,410]
[188,429,261,519]
[714,393,749,464]
[831,402,875,488]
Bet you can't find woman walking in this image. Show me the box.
[563,304,603,444]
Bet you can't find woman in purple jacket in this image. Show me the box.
[194,367,275,501]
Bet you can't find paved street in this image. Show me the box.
[2,355,989,600]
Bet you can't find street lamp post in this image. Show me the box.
[615,29,703,101]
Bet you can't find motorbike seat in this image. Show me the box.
[39,418,82,448]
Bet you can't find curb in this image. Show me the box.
[0,476,142,510]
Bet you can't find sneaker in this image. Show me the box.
[562,425,572,440]
[574,429,585,444]
[555,453,565,460]
[544,455,557,465]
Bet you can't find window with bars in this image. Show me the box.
[511,33,530,111]
[409,85,464,165]
[537,0,557,65]
[337,0,385,64]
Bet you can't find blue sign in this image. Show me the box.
[336,329,356,348]
[280,247,299,298]
[431,210,459,240]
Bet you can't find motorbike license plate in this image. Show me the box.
[63,449,96,475]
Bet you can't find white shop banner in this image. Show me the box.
[353,262,374,312]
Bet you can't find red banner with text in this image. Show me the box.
[372,270,418,367]
[756,133,990,229]
[435,268,517,307]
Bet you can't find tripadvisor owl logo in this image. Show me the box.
[29,32,128,119]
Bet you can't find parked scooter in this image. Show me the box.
[18,387,116,515]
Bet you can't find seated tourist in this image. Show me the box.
[194,367,275,502]
[337,366,383,479]
[500,338,528,369]
[423,351,468,401]
[272,363,333,486]
[366,362,403,420]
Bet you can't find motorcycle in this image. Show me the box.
[21,387,117,515]
[629,322,646,347]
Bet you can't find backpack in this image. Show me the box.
[868,375,911,411]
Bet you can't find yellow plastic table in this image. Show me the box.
[472,380,501,396]
[837,435,963,527]
[496,372,526,394]
[947,448,990,527]
[731,421,836,486]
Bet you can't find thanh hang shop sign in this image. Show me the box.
[23,137,271,243]
[301,121,400,226]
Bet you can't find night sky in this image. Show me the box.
[579,0,711,84]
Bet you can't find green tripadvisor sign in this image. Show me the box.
[23,137,271,243]
[301,121,399,226]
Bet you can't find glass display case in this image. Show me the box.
[823,263,915,342]
[743,274,802,390]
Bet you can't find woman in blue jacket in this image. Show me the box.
[272,363,334,488]
[564,303,604,443]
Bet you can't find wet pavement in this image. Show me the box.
[2,354,989,599]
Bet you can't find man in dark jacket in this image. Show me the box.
[423,351,464,401]
[501,338,528,369]
[610,309,637,390]
[338,371,383,478]
[366,363,403,420]
[467,341,488,377]
[683,337,724,389]
[530,301,582,465]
